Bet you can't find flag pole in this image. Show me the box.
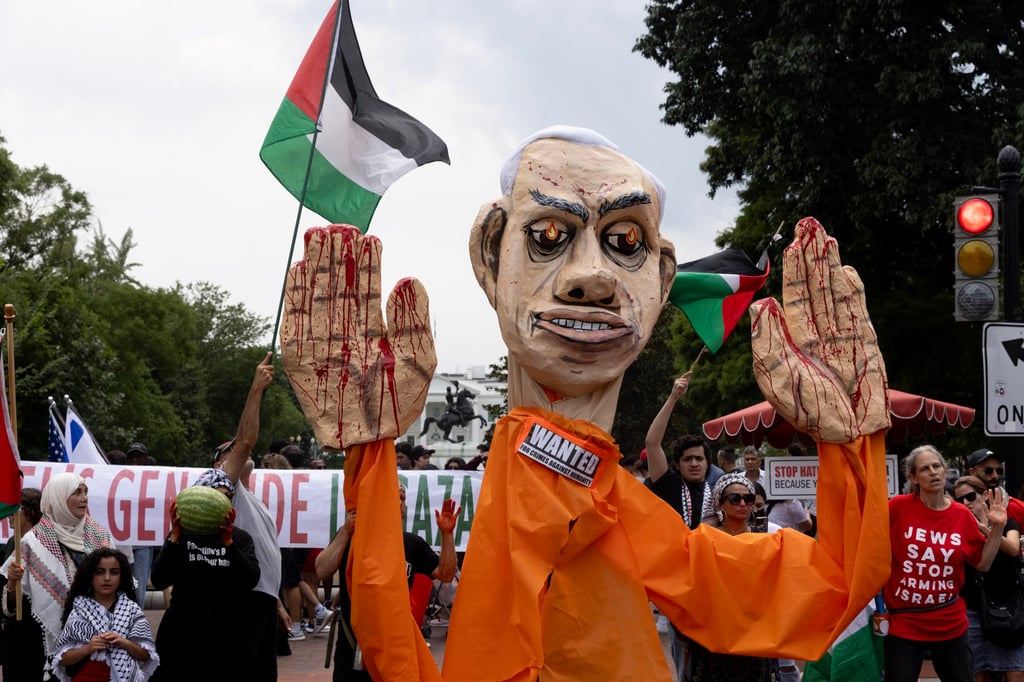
[4,306,16,445]
[268,0,347,358]
[4,304,22,620]
[688,346,709,374]
[48,396,66,432]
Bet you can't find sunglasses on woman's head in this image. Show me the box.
[954,491,979,504]
[722,493,756,506]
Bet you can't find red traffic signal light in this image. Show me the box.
[953,194,1001,322]
[957,197,996,235]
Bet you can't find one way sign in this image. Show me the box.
[984,322,1024,435]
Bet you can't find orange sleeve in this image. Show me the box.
[344,441,441,682]
[442,410,890,681]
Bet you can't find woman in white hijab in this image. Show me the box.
[1,472,115,680]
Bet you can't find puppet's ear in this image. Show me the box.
[658,236,677,304]
[468,198,510,309]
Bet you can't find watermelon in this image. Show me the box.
[175,486,232,535]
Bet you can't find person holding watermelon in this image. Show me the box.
[208,353,290,681]
[149,470,260,681]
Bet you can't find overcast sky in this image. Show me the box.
[0,1,739,372]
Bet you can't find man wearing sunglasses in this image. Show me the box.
[965,448,1024,535]
[967,448,1007,494]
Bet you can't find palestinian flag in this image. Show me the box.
[260,0,450,232]
[0,353,21,520]
[802,603,884,682]
[669,247,769,353]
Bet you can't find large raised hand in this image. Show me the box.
[280,225,437,450]
[750,218,889,443]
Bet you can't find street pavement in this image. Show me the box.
[133,609,940,681]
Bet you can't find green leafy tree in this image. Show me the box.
[484,355,509,423]
[0,134,306,465]
[613,306,685,455]
[635,2,1024,451]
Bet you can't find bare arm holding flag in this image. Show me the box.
[644,373,690,483]
[218,352,274,485]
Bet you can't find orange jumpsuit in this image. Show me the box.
[442,407,890,682]
[344,406,889,682]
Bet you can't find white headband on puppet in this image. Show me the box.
[498,125,667,222]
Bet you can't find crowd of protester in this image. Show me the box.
[5,362,1024,682]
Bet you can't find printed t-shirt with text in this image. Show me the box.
[885,494,984,640]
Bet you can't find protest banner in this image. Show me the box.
[0,461,483,550]
[764,454,899,499]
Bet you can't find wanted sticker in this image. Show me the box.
[516,418,601,487]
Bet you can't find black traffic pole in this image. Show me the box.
[1000,145,1021,323]
[997,146,1024,497]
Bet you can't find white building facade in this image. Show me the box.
[398,366,506,465]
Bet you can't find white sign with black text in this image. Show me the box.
[764,455,899,499]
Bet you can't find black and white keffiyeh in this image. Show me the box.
[680,480,714,530]
[53,593,158,682]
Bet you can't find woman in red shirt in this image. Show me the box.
[885,445,1007,681]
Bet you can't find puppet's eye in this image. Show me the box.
[603,222,648,269]
[527,220,571,257]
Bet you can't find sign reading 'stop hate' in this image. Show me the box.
[764,455,899,499]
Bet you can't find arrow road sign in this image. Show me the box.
[984,323,1024,435]
[1005,337,1024,367]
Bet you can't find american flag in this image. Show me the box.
[48,410,68,462]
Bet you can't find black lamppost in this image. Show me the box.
[995,146,1024,497]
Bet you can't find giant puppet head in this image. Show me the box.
[469,127,676,410]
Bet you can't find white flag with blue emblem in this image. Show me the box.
[64,404,107,465]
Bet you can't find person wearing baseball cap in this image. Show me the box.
[966,448,1005,492]
[412,445,438,470]
[965,447,1024,530]
[126,442,148,466]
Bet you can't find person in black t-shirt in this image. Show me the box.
[315,486,459,681]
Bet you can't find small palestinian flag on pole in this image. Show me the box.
[260,0,450,232]
[669,246,770,353]
[0,339,21,521]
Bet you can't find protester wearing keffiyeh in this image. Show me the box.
[0,472,115,680]
[704,472,757,526]
[53,592,158,682]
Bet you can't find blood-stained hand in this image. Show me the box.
[434,499,461,535]
[749,218,889,443]
[280,225,437,450]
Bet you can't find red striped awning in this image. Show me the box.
[702,389,975,447]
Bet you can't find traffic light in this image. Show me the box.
[953,194,1001,322]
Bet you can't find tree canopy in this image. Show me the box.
[0,134,308,466]
[634,1,1024,458]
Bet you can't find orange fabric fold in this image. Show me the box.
[343,441,441,682]
[442,408,890,682]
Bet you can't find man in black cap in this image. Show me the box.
[412,445,438,470]
[966,447,1006,493]
[126,442,148,466]
[968,447,1024,531]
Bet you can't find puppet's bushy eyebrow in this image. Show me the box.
[598,191,651,218]
[529,189,589,224]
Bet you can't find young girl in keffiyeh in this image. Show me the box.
[1,471,117,679]
[53,548,158,682]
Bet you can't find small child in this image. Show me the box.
[53,548,159,681]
